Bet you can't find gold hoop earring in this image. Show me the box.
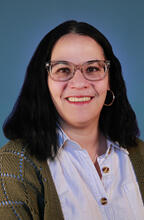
[104,90,115,106]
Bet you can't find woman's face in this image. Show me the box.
[48,33,110,128]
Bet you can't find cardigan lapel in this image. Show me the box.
[41,160,64,220]
[128,139,144,203]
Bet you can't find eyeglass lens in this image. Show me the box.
[49,61,109,81]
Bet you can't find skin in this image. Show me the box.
[48,33,110,170]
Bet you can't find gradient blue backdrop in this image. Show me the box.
[0,0,144,147]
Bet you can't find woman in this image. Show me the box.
[0,20,144,219]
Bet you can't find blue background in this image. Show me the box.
[0,0,144,147]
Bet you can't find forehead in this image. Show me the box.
[51,33,105,63]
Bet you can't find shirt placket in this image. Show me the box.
[93,144,116,220]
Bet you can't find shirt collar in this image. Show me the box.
[57,126,70,149]
[57,127,129,155]
[107,139,129,155]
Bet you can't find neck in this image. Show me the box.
[61,121,107,159]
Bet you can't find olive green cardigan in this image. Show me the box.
[0,139,144,219]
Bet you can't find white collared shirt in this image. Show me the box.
[47,128,144,220]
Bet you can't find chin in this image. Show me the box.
[65,117,98,128]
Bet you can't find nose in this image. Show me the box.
[68,69,90,89]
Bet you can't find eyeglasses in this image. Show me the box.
[45,60,110,82]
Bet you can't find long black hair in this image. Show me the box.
[3,20,139,160]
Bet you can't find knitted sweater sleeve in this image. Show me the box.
[0,140,44,220]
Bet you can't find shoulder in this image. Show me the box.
[0,139,54,191]
[128,139,144,202]
[128,138,144,157]
[0,140,64,219]
[0,139,44,197]
[0,139,46,217]
[0,139,43,175]
[0,139,45,190]
[0,139,24,153]
[128,138,144,175]
[136,138,144,154]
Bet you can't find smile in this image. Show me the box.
[66,96,93,102]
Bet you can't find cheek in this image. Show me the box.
[48,77,65,103]
[93,79,109,96]
[48,78,58,101]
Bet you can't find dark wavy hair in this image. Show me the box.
[3,20,139,160]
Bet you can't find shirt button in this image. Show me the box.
[100,197,108,205]
[102,167,109,173]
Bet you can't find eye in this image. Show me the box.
[86,66,100,73]
[57,67,71,74]
[52,63,72,76]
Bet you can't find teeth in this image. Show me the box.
[67,97,91,102]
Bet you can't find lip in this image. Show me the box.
[65,95,94,105]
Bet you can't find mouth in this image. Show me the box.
[66,96,94,103]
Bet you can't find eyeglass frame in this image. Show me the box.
[45,59,110,82]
